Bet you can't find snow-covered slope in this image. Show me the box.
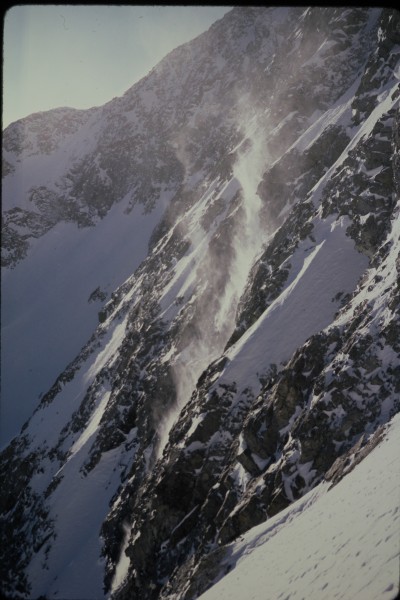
[198,412,400,600]
[1,195,168,446]
[1,7,399,600]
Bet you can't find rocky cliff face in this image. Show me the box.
[1,7,399,600]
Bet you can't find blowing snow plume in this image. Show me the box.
[215,111,273,331]
[156,111,271,458]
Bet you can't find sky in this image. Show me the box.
[2,4,232,129]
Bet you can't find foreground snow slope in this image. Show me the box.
[199,412,400,600]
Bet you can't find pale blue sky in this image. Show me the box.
[3,5,231,128]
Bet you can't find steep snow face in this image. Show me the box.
[26,437,118,599]
[198,412,400,600]
[220,215,369,393]
[0,194,169,447]
[1,6,399,600]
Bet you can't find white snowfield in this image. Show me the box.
[221,215,369,394]
[0,192,168,448]
[198,412,400,600]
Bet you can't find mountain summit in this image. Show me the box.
[1,7,399,599]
